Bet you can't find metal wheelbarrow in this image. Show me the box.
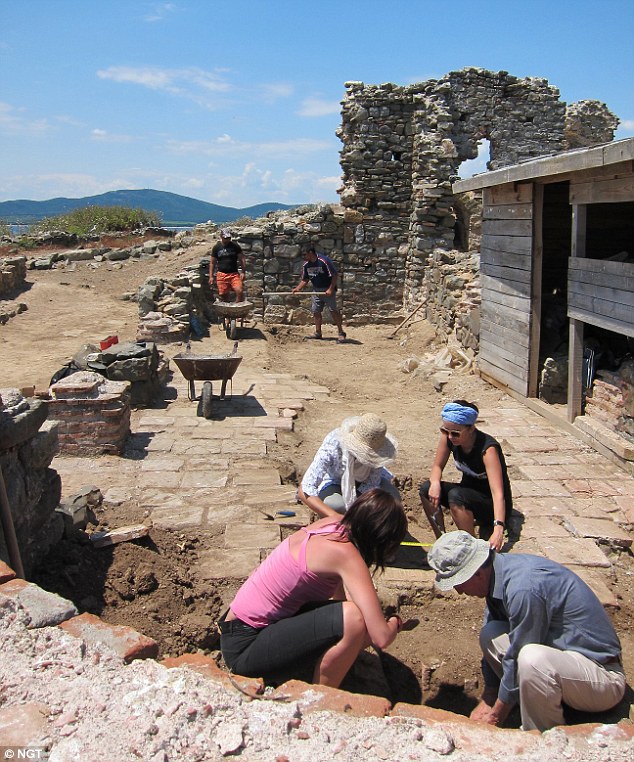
[172,347,242,418]
[213,299,253,339]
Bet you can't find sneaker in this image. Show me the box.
[337,332,347,344]
[308,332,322,339]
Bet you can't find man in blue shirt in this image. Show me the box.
[292,246,347,343]
[428,531,626,731]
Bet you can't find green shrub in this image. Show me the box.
[28,205,162,236]
[0,219,11,237]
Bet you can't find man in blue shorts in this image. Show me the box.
[292,246,347,343]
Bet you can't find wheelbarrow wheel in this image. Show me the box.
[198,381,213,419]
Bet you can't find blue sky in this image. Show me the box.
[1,0,633,208]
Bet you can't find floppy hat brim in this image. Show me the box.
[339,416,397,467]
[433,539,491,591]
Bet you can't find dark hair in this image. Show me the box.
[338,488,407,572]
[452,399,479,414]
[305,245,316,255]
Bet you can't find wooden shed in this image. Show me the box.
[453,138,634,458]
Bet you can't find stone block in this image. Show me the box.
[537,537,612,568]
[251,417,294,431]
[224,523,280,549]
[520,517,571,539]
[196,548,261,580]
[231,468,280,486]
[180,472,227,489]
[0,579,77,627]
[60,612,158,662]
[150,503,204,530]
[562,517,632,548]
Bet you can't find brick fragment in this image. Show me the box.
[272,678,391,717]
[59,612,158,662]
[0,559,17,584]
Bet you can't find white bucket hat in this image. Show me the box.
[427,531,491,591]
[339,413,397,468]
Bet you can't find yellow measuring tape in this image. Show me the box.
[400,541,433,547]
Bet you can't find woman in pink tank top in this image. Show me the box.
[220,488,408,688]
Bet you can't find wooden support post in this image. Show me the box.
[568,203,587,422]
[528,183,542,398]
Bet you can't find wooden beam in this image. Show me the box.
[568,318,584,423]
[482,218,533,237]
[570,176,634,204]
[482,202,533,220]
[529,183,543,398]
[567,306,634,338]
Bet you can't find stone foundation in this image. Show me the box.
[0,389,62,576]
[47,372,131,455]
[0,256,27,295]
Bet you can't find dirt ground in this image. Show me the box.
[2,234,633,727]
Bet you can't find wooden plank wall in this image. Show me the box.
[568,258,634,338]
[479,183,533,395]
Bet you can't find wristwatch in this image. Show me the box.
[493,519,505,528]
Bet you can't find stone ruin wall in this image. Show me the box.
[336,67,619,347]
[0,390,63,576]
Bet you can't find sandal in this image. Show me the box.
[308,331,322,339]
[337,332,347,344]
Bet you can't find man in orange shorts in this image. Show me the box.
[210,229,247,302]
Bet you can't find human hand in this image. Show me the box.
[428,484,441,508]
[489,525,505,551]
[470,700,499,724]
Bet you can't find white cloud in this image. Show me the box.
[96,66,231,108]
[297,97,341,118]
[617,119,634,134]
[144,2,177,23]
[90,128,134,143]
[0,102,51,135]
[166,136,332,159]
[259,83,294,102]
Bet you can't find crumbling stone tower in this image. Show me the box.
[337,67,618,323]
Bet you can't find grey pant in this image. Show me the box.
[480,620,626,731]
[321,478,400,513]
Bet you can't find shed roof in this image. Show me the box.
[453,137,634,193]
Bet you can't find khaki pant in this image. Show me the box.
[480,620,626,731]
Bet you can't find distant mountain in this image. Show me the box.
[0,189,296,226]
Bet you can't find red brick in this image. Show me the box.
[161,653,264,695]
[272,678,391,717]
[0,702,50,745]
[0,559,17,584]
[59,612,158,663]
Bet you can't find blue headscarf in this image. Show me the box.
[441,402,478,426]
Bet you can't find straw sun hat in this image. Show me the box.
[339,413,398,468]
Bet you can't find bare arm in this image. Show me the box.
[427,436,451,509]
[238,251,247,280]
[296,484,340,519]
[482,446,506,551]
[293,279,309,293]
[325,272,337,296]
[312,541,400,649]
